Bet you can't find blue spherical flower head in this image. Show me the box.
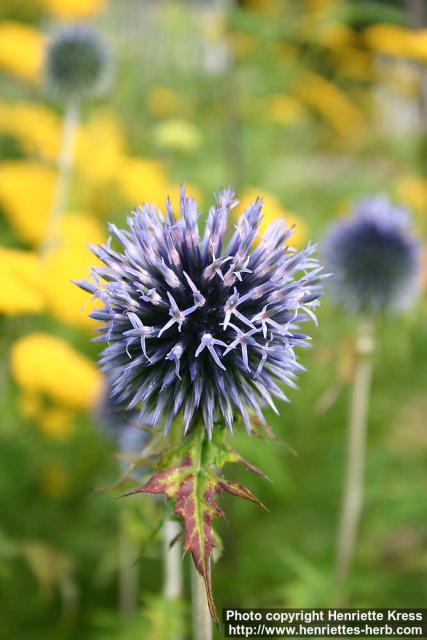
[322,196,421,314]
[77,188,323,437]
[44,25,111,100]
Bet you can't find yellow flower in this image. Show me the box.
[0,247,45,315]
[364,24,416,59]
[295,72,365,139]
[395,176,427,213]
[119,157,172,206]
[152,119,202,152]
[0,21,45,83]
[265,94,306,126]
[10,332,102,410]
[0,162,56,245]
[316,23,356,50]
[146,86,180,119]
[238,188,308,248]
[331,46,373,81]
[0,102,61,161]
[409,30,427,63]
[39,407,74,440]
[41,0,105,20]
[43,214,106,329]
[76,110,126,186]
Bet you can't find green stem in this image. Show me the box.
[334,319,375,597]
[118,510,139,617]
[189,427,212,639]
[41,100,79,256]
[191,560,212,640]
[162,519,183,601]
[162,518,183,640]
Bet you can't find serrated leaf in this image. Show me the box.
[123,429,265,625]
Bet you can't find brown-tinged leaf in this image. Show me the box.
[123,429,266,626]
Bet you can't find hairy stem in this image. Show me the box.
[191,560,212,640]
[41,100,79,256]
[335,320,375,596]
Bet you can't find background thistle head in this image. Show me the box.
[322,195,421,315]
[77,187,323,437]
[44,24,111,101]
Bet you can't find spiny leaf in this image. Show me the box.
[123,429,266,626]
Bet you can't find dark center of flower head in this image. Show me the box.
[77,188,323,436]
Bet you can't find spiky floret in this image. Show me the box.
[44,24,111,100]
[322,195,421,314]
[77,188,323,436]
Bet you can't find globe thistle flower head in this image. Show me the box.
[322,195,421,314]
[44,24,111,100]
[77,187,323,437]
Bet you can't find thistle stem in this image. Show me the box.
[118,510,139,617]
[162,519,182,599]
[191,561,212,640]
[162,518,183,640]
[41,100,79,256]
[335,319,375,596]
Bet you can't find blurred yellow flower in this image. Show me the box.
[119,157,171,206]
[39,407,74,440]
[0,247,45,315]
[153,119,202,152]
[0,162,56,245]
[0,102,61,161]
[316,23,356,50]
[409,30,427,63]
[265,94,306,126]
[10,332,102,410]
[238,188,308,248]
[146,86,180,119]
[364,24,416,59]
[332,46,373,81]
[58,213,105,248]
[41,0,105,20]
[43,214,105,329]
[76,110,126,186]
[0,21,45,83]
[295,72,365,138]
[395,176,427,213]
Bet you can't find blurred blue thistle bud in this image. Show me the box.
[322,195,421,314]
[44,24,111,101]
[77,187,323,437]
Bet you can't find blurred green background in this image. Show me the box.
[0,0,426,638]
